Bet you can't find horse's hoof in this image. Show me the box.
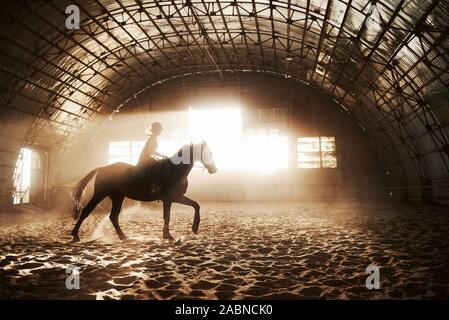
[119,235,128,241]
[72,236,80,243]
[192,224,199,234]
[163,233,174,241]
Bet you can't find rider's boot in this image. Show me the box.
[150,183,161,195]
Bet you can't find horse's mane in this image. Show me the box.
[155,143,195,167]
[171,143,194,158]
[162,142,206,167]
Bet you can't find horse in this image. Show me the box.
[70,141,217,242]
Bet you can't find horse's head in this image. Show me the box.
[197,140,217,174]
[171,141,217,173]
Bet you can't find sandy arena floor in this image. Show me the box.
[0,201,449,300]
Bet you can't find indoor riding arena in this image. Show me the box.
[1,0,449,302]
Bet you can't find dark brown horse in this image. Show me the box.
[71,141,217,242]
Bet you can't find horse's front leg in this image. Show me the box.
[162,200,175,241]
[173,195,200,234]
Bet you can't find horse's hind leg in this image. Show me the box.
[71,194,105,242]
[109,193,126,240]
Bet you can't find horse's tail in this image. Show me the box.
[71,168,100,220]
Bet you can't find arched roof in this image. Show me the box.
[1,0,449,191]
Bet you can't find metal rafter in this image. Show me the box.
[0,0,449,188]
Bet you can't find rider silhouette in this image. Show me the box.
[138,122,165,165]
[137,122,166,194]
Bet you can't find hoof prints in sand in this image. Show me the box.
[1,202,449,299]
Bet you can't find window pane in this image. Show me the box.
[109,141,130,156]
[321,137,336,151]
[109,155,130,164]
[322,160,337,168]
[298,161,321,169]
[297,137,320,152]
[298,152,321,161]
[109,141,132,164]
[129,155,140,165]
[297,151,321,168]
[297,137,320,169]
[297,136,337,169]
[131,141,145,156]
[13,148,32,204]
[110,141,130,148]
[322,152,337,168]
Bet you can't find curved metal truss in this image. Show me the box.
[1,0,449,187]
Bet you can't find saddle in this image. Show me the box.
[132,158,168,195]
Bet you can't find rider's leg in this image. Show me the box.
[141,158,160,194]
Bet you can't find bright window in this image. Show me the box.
[108,140,181,165]
[240,129,289,174]
[297,137,337,169]
[189,107,242,170]
[189,107,289,174]
[108,141,145,165]
[13,147,32,204]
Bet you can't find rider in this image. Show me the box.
[137,122,166,194]
[138,122,165,165]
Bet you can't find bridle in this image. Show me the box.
[192,142,210,172]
